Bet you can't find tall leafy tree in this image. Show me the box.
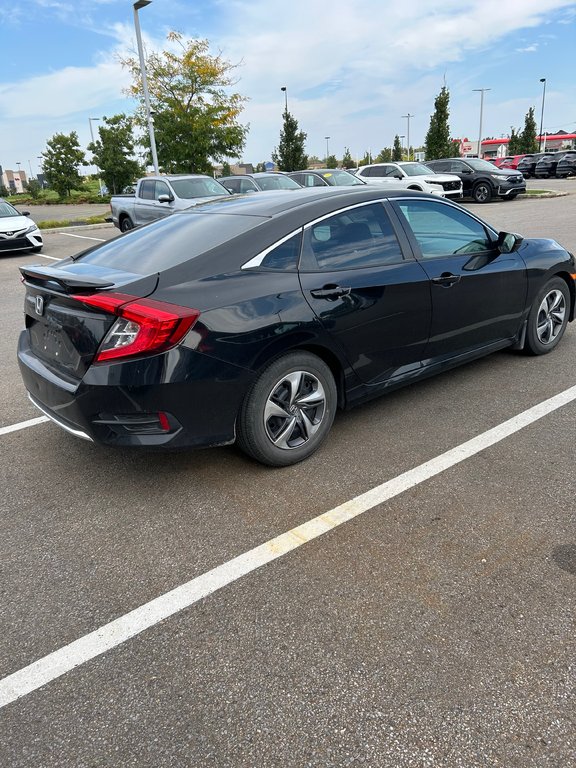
[88,114,142,194]
[121,33,248,173]
[325,154,338,169]
[519,107,538,154]
[341,147,354,168]
[40,132,87,198]
[272,111,307,171]
[358,152,372,167]
[392,135,403,161]
[375,147,392,163]
[424,86,452,160]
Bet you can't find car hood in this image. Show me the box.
[491,169,523,178]
[419,173,461,183]
[0,214,34,233]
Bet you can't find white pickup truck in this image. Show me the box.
[109,174,231,232]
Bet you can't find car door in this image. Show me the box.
[298,201,431,386]
[391,198,527,363]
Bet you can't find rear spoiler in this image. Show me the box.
[20,265,114,291]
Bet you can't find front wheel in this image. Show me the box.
[472,182,492,203]
[120,216,134,232]
[524,277,570,355]
[237,351,337,467]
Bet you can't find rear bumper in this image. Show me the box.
[18,332,253,449]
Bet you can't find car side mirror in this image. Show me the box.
[157,194,174,204]
[22,211,31,216]
[461,168,473,174]
[497,231,523,253]
[392,173,402,179]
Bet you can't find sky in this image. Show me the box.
[1,0,575,176]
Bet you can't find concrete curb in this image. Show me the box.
[39,222,115,234]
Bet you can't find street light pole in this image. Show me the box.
[325,136,330,163]
[539,78,547,151]
[472,88,491,158]
[280,86,288,114]
[88,117,104,193]
[133,0,159,174]
[401,113,413,161]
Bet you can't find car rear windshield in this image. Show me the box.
[74,212,268,274]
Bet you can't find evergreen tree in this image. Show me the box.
[41,132,87,198]
[341,147,354,168]
[272,111,307,171]
[375,147,392,163]
[221,162,232,176]
[392,135,403,161]
[519,107,538,154]
[325,154,338,169]
[507,128,522,155]
[358,152,372,167]
[424,86,452,160]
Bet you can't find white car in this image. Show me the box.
[0,200,43,254]
[355,162,463,199]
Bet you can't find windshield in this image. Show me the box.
[464,159,505,171]
[0,201,20,217]
[400,163,436,176]
[256,175,302,190]
[170,177,230,199]
[322,171,365,186]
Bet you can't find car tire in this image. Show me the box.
[472,182,492,203]
[524,277,570,355]
[120,216,134,232]
[237,351,337,467]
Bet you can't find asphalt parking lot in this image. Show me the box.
[1,188,575,766]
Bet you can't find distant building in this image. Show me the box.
[1,168,27,193]
[454,132,576,159]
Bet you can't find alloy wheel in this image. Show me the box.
[536,289,566,345]
[263,370,327,450]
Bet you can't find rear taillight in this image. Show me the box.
[72,292,200,362]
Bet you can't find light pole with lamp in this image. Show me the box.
[325,136,330,164]
[133,0,159,174]
[472,88,490,158]
[539,78,547,151]
[280,86,288,114]
[401,114,413,161]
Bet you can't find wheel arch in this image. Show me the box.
[554,270,576,321]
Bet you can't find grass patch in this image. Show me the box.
[38,215,109,229]
[525,189,554,196]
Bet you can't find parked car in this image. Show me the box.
[287,169,367,187]
[424,158,526,202]
[0,199,43,254]
[109,174,231,232]
[488,156,513,167]
[498,155,526,171]
[354,162,462,198]
[219,172,302,193]
[555,151,576,178]
[516,153,548,178]
[18,187,575,466]
[534,153,561,178]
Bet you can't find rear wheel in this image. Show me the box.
[472,182,492,203]
[237,351,337,467]
[120,216,134,232]
[524,277,570,355]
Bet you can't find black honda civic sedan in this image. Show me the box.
[17,187,575,466]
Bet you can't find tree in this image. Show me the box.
[358,152,372,167]
[272,111,307,171]
[519,107,538,154]
[341,147,354,168]
[325,154,338,169]
[25,179,42,199]
[392,135,403,161]
[221,162,232,176]
[375,147,392,163]
[255,162,266,173]
[121,33,248,173]
[40,132,87,198]
[507,128,522,155]
[424,85,452,160]
[87,114,142,195]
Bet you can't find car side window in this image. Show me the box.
[259,232,302,271]
[301,203,405,271]
[155,181,170,200]
[449,161,467,173]
[240,179,257,193]
[140,180,155,200]
[396,200,492,259]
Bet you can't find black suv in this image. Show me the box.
[534,153,561,178]
[425,158,526,203]
[516,153,548,178]
[556,151,576,178]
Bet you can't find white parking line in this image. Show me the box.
[37,254,61,261]
[59,233,106,241]
[0,416,48,436]
[1,383,575,709]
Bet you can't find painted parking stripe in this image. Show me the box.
[0,416,48,436]
[59,233,106,241]
[0,383,575,709]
